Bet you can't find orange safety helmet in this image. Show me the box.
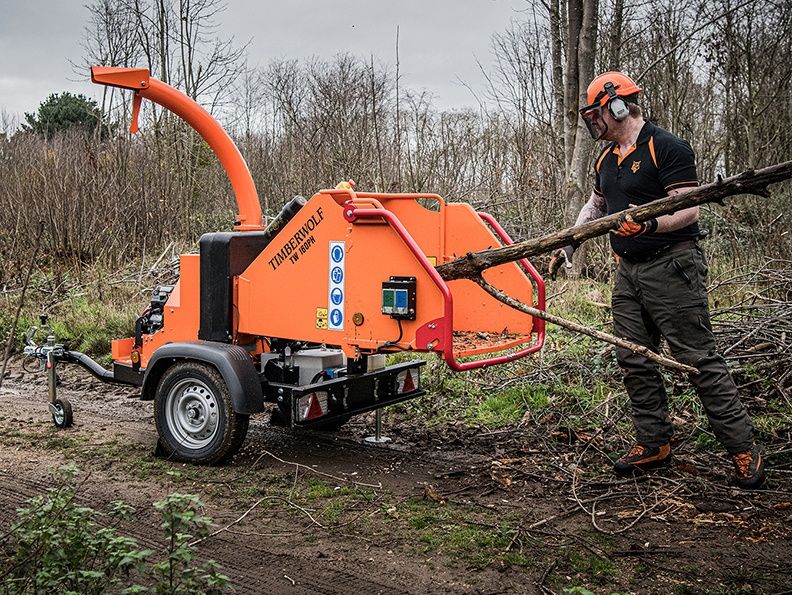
[585,71,641,108]
[579,71,642,139]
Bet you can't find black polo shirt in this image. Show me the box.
[594,120,700,259]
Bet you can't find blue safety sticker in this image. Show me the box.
[328,241,345,330]
[331,266,344,284]
[330,287,343,305]
[331,244,344,263]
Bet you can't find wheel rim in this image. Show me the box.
[165,378,220,450]
[52,403,65,425]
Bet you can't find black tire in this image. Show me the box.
[154,361,249,464]
[51,398,73,428]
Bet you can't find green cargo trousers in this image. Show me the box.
[611,244,754,454]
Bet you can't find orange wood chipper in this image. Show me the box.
[22,66,546,464]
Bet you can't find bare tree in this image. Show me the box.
[1,0,786,284]
[564,0,599,218]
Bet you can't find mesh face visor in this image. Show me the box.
[579,102,604,139]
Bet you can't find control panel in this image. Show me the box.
[381,276,417,320]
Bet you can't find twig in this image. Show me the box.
[147,241,174,276]
[190,496,271,546]
[588,488,680,535]
[536,559,557,595]
[610,548,683,557]
[526,494,625,530]
[275,496,325,528]
[251,449,383,489]
[636,0,759,81]
[190,494,325,547]
[223,528,302,538]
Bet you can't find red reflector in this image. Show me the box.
[298,392,329,421]
[396,369,419,394]
[402,370,415,392]
[306,396,324,420]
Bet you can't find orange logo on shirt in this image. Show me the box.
[631,160,641,173]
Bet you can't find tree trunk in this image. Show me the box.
[608,0,625,69]
[566,0,599,273]
[549,0,565,146]
[563,0,583,173]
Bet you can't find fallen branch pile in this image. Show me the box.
[709,264,792,403]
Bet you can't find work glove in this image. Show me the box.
[548,245,575,280]
[611,213,658,237]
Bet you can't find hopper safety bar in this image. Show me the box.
[342,202,545,371]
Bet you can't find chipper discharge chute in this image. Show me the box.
[22,66,545,464]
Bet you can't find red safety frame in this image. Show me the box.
[344,204,545,371]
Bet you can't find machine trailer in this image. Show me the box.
[22,66,546,464]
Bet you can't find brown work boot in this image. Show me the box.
[613,443,671,476]
[731,444,766,490]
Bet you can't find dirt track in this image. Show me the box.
[1,360,791,594]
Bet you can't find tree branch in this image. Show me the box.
[436,161,792,282]
[636,0,759,83]
[472,275,698,375]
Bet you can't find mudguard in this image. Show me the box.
[141,341,264,414]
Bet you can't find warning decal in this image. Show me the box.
[328,242,345,331]
[315,307,328,329]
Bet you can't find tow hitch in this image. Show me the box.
[23,315,139,428]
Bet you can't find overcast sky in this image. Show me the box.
[0,0,528,123]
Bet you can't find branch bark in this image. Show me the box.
[436,160,792,282]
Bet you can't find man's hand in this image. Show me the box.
[548,245,575,280]
[611,213,658,237]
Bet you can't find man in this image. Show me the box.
[549,71,765,489]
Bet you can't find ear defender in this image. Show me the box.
[604,81,630,121]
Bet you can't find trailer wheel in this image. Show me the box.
[155,361,249,464]
[51,398,73,428]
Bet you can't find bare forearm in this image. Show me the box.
[576,193,607,227]
[573,189,697,239]
[655,206,699,232]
